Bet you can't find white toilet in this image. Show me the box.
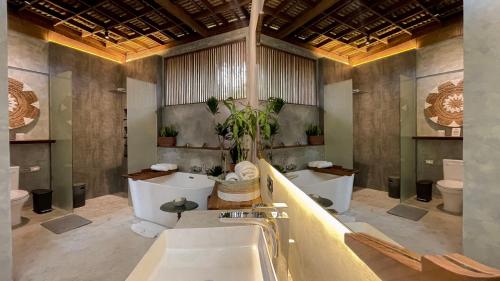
[10,166,29,226]
[436,159,464,214]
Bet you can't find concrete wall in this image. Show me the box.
[7,22,51,194]
[161,100,321,171]
[352,51,416,190]
[0,0,13,278]
[415,37,464,189]
[463,0,500,267]
[49,43,126,198]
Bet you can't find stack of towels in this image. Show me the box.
[308,161,333,169]
[225,161,259,181]
[150,163,178,172]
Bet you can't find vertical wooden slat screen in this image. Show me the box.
[257,45,317,105]
[164,41,246,105]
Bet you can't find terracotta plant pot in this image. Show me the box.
[307,135,324,145]
[158,136,176,147]
[229,163,236,172]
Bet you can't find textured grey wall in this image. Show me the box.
[161,101,320,170]
[273,104,320,146]
[463,0,500,267]
[7,26,51,194]
[415,37,464,186]
[50,43,126,198]
[0,0,13,277]
[416,37,464,137]
[352,51,416,190]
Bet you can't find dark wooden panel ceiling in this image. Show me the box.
[262,0,463,60]
[7,0,463,62]
[7,0,251,56]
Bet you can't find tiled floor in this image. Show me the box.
[12,193,153,281]
[341,188,462,255]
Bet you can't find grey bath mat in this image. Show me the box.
[41,214,92,234]
[387,204,428,221]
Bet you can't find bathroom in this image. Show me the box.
[2,0,500,281]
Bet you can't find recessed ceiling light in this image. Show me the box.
[104,29,110,40]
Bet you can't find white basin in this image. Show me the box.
[126,225,277,281]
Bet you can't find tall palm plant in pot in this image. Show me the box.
[258,97,285,161]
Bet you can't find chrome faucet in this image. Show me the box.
[219,203,289,281]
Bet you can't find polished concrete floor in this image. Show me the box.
[12,193,153,281]
[342,188,462,255]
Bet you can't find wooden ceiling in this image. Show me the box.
[7,0,463,63]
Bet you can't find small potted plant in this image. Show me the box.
[158,125,178,147]
[306,124,324,145]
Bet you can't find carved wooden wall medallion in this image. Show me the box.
[424,79,463,128]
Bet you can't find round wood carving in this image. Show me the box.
[8,78,40,129]
[424,79,463,128]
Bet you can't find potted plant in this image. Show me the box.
[258,97,285,160]
[306,124,324,145]
[223,97,257,164]
[158,125,178,147]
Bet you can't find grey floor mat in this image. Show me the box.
[387,204,428,221]
[41,214,92,234]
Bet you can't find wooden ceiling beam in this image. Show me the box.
[197,0,228,25]
[192,0,251,19]
[358,0,412,36]
[154,0,209,37]
[276,0,342,39]
[264,0,294,26]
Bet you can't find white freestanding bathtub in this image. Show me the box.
[129,172,215,228]
[286,169,354,213]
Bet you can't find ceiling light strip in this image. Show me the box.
[47,32,125,64]
[350,39,417,67]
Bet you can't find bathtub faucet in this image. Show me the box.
[219,203,289,281]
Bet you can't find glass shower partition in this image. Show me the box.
[400,74,417,201]
[50,71,73,210]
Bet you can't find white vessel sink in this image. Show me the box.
[126,225,277,281]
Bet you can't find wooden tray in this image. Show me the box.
[308,166,358,176]
[207,183,262,210]
[124,168,178,181]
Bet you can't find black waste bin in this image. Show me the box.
[32,189,53,214]
[388,176,400,199]
[73,183,86,208]
[417,180,433,202]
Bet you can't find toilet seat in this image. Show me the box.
[437,180,463,193]
[10,190,29,202]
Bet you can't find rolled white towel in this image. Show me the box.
[308,161,320,168]
[316,161,333,168]
[235,161,259,180]
[308,161,333,168]
[225,173,240,181]
[151,163,178,171]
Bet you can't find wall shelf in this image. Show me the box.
[412,136,463,140]
[10,139,56,144]
[268,144,324,149]
[158,145,226,150]
[158,144,324,150]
